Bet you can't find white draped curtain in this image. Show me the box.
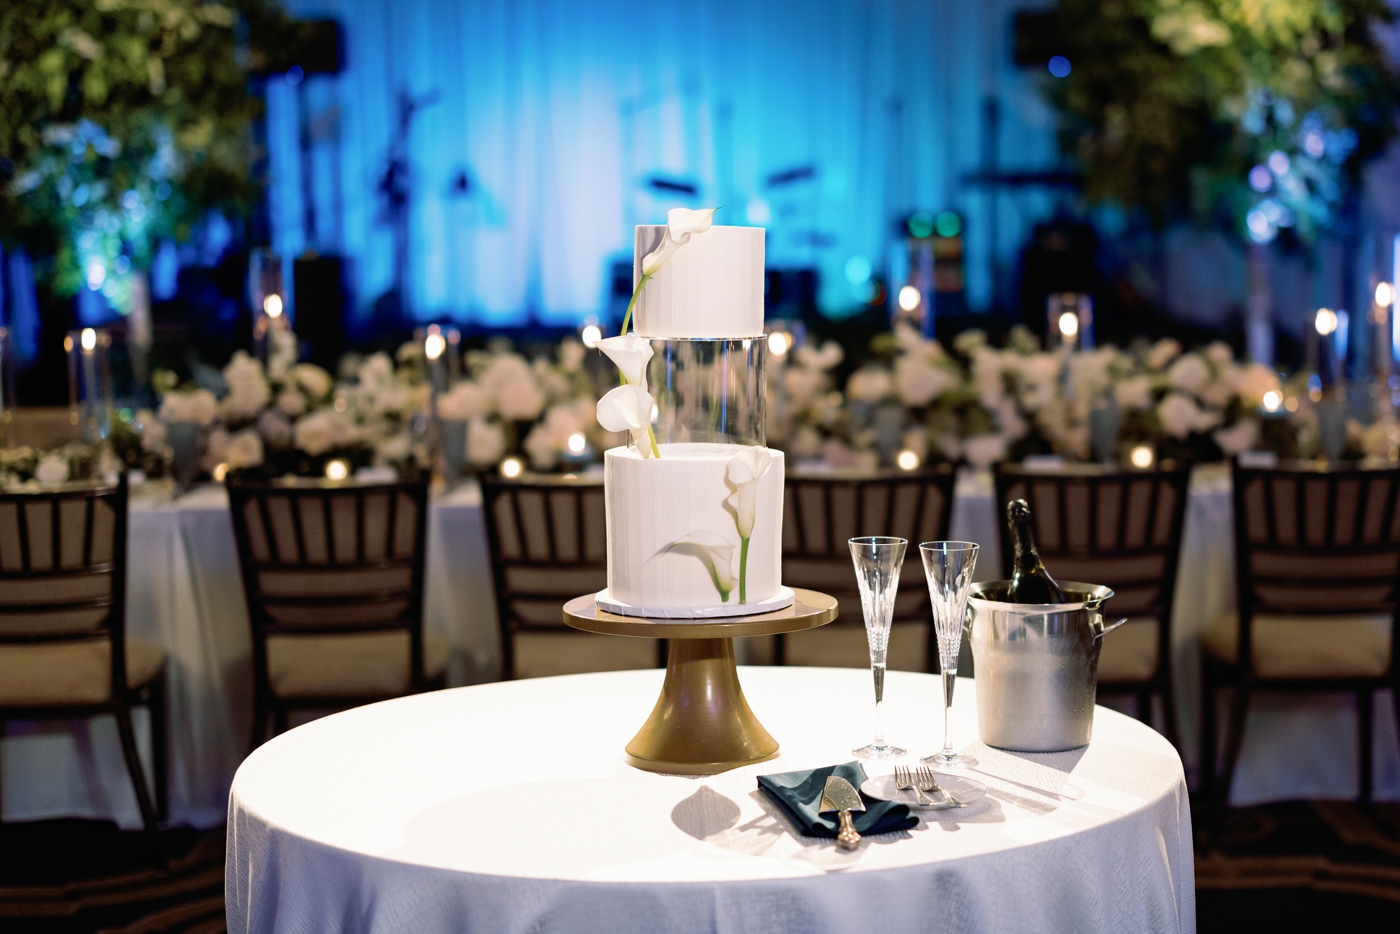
[272,0,1059,325]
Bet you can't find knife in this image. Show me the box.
[818,775,865,850]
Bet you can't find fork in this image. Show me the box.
[893,765,936,806]
[916,766,965,808]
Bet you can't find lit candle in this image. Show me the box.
[81,328,99,439]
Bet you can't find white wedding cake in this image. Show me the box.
[592,212,791,618]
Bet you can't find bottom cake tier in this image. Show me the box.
[604,442,785,614]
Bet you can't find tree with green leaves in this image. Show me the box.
[0,0,293,310]
[1049,0,1400,243]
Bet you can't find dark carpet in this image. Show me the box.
[2,801,1399,933]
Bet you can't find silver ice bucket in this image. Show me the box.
[968,581,1125,752]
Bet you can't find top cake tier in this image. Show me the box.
[633,225,765,339]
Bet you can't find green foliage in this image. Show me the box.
[0,0,294,299]
[1049,0,1400,237]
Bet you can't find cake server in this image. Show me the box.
[818,775,865,850]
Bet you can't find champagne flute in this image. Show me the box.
[920,541,979,769]
[848,536,908,759]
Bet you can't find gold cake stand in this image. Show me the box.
[562,589,838,774]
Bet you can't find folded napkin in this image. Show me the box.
[758,761,918,838]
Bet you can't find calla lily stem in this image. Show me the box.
[739,536,749,604]
[619,272,652,338]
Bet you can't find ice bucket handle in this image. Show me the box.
[1091,616,1128,641]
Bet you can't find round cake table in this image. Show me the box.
[227,668,1194,934]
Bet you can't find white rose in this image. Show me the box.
[160,389,218,426]
[35,454,70,486]
[138,410,167,453]
[437,381,489,420]
[789,426,822,458]
[1145,338,1182,370]
[1167,354,1211,396]
[1157,392,1219,439]
[205,428,230,467]
[1213,419,1260,456]
[795,341,843,371]
[994,398,1028,441]
[1205,341,1234,367]
[294,412,337,456]
[524,424,561,470]
[376,432,412,463]
[257,410,293,447]
[963,434,1008,467]
[1114,376,1154,411]
[482,355,546,421]
[1015,354,1061,412]
[466,417,506,465]
[845,367,893,403]
[358,353,395,390]
[1231,363,1281,408]
[784,367,823,409]
[558,339,586,373]
[292,363,334,400]
[894,355,954,407]
[276,388,307,418]
[972,348,1006,408]
[226,430,264,469]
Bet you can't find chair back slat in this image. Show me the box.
[227,479,429,640]
[0,476,131,689]
[1234,464,1400,616]
[480,476,610,678]
[994,465,1190,625]
[781,469,956,630]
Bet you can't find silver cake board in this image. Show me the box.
[595,586,796,619]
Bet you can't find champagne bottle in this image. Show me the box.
[1005,499,1066,604]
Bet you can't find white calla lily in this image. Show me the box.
[725,445,774,539]
[667,530,738,603]
[641,207,717,275]
[596,383,658,457]
[595,334,653,391]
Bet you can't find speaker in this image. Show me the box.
[293,255,348,371]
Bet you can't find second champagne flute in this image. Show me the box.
[848,536,908,759]
[920,540,979,769]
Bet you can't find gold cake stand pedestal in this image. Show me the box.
[563,589,838,775]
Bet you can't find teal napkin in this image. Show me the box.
[757,761,918,838]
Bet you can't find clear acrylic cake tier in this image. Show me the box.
[645,338,766,447]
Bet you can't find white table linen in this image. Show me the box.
[7,467,1397,830]
[228,668,1195,934]
[1,482,496,828]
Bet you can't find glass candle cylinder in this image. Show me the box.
[250,248,285,365]
[66,328,113,443]
[644,338,766,447]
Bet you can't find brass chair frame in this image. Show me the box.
[0,474,166,832]
[227,476,437,747]
[993,463,1190,746]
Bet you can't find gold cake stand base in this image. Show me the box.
[562,589,838,775]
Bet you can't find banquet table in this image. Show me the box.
[6,467,1397,830]
[227,667,1195,934]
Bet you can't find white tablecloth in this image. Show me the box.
[228,667,1194,934]
[1,482,497,829]
[7,468,1397,830]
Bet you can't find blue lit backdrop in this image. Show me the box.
[270,0,1061,326]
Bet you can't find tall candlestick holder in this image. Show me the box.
[66,328,114,443]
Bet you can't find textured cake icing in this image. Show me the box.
[605,443,784,610]
[633,225,765,339]
[596,213,787,616]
